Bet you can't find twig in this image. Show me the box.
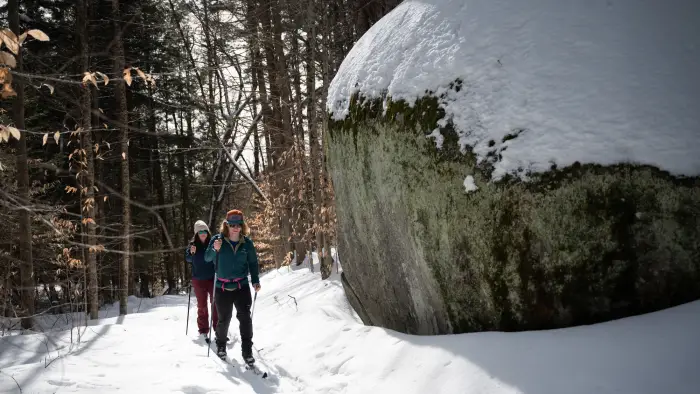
[211,113,269,203]
[42,332,63,368]
[288,295,298,311]
[44,352,62,368]
[0,369,21,393]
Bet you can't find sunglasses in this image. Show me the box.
[197,230,208,235]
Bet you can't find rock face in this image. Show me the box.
[326,0,700,335]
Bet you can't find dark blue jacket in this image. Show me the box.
[185,241,215,280]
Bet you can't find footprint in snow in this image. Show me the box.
[47,379,75,387]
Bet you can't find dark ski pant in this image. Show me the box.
[192,278,217,334]
[214,284,253,358]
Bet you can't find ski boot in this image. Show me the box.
[243,353,267,378]
[215,344,227,360]
[244,355,255,366]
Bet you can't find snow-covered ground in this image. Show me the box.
[328,0,700,181]
[1,261,699,393]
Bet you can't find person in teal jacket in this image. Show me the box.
[204,209,260,364]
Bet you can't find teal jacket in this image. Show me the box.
[204,233,260,291]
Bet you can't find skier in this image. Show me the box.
[205,209,261,365]
[185,220,218,342]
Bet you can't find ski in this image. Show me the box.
[223,356,269,379]
[207,342,269,379]
[244,362,268,379]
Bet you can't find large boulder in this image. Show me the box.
[326,0,700,334]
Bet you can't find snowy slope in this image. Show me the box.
[2,263,700,393]
[327,0,700,181]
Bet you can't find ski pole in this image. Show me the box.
[207,250,220,357]
[185,284,192,335]
[251,291,258,321]
[206,274,217,357]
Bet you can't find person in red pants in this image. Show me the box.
[185,220,218,342]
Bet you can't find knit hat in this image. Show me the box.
[226,209,245,225]
[193,220,210,235]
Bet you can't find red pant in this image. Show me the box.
[192,278,218,334]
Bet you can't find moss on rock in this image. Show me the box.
[327,87,700,334]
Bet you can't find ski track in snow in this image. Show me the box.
[328,0,700,181]
[2,256,700,393]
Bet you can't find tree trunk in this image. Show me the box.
[253,58,273,168]
[270,0,295,247]
[93,77,110,307]
[260,0,294,265]
[167,142,179,285]
[244,0,273,169]
[76,0,99,320]
[175,110,190,284]
[306,0,331,279]
[319,1,335,278]
[202,0,217,142]
[148,86,176,292]
[247,35,262,176]
[112,0,131,315]
[9,0,35,329]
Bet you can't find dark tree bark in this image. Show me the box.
[112,0,131,315]
[9,0,35,329]
[77,0,99,320]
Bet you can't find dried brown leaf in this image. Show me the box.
[82,72,97,87]
[7,125,20,140]
[0,68,11,84]
[0,29,19,55]
[134,67,147,82]
[95,71,109,85]
[42,133,48,146]
[123,67,132,86]
[1,83,16,98]
[0,52,16,68]
[42,83,54,94]
[26,29,49,42]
